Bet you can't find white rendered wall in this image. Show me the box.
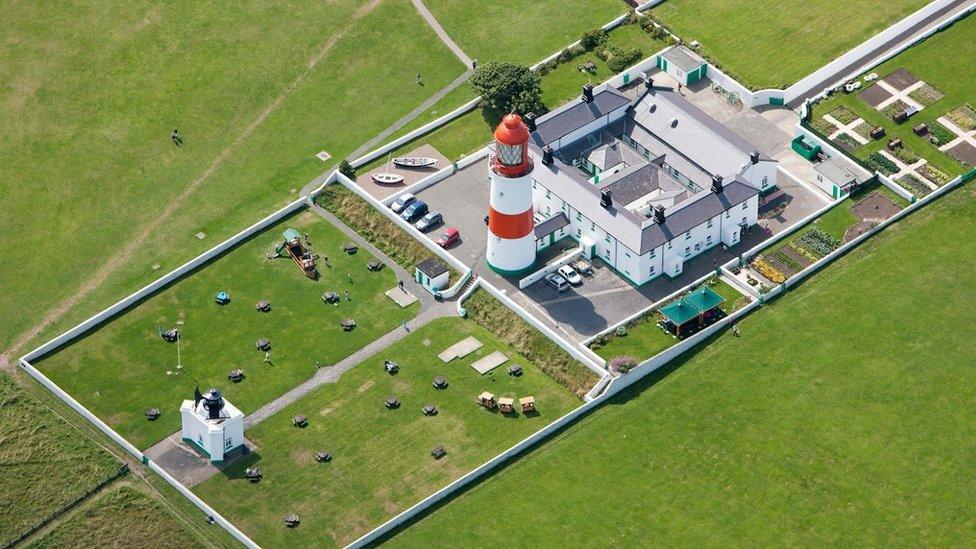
[487,232,537,272]
[740,161,778,192]
[489,171,534,215]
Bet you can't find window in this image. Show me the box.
[225,436,233,450]
[706,235,712,246]
[649,266,655,275]
[499,191,504,198]
[624,252,630,259]
[685,231,691,240]
[605,236,611,244]
[742,202,748,211]
[694,243,701,252]
[576,228,582,238]
[762,176,768,185]
[742,216,747,225]
[674,264,680,274]
[591,222,596,231]
[532,181,537,189]
[667,242,672,250]
[546,205,551,215]
[707,219,713,229]
[545,190,551,199]
[684,246,691,258]
[725,211,730,219]
[650,249,656,259]
[576,212,582,222]
[604,248,611,259]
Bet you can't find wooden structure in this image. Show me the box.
[432,376,448,389]
[498,397,515,413]
[520,396,536,413]
[255,300,271,312]
[293,415,308,427]
[284,514,300,528]
[476,391,497,409]
[280,228,318,279]
[431,444,447,459]
[507,364,523,376]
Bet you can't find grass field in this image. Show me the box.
[651,0,927,89]
[592,278,745,361]
[35,210,415,449]
[811,13,976,178]
[422,0,625,65]
[30,484,209,548]
[194,316,580,547]
[388,185,976,546]
[0,374,120,546]
[0,0,466,361]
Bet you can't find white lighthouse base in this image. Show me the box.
[486,233,536,276]
[180,399,244,463]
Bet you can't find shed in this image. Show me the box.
[658,45,707,86]
[659,286,725,336]
[415,257,450,295]
[814,159,859,198]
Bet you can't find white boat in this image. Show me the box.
[371,172,404,185]
[393,156,438,168]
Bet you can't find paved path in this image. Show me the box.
[788,0,975,107]
[411,0,472,68]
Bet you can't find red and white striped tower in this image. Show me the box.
[487,114,536,275]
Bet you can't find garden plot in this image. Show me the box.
[192,317,579,548]
[35,211,416,449]
[811,15,976,178]
[751,188,905,283]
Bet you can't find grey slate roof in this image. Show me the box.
[534,212,570,239]
[629,87,770,179]
[416,257,448,278]
[531,87,631,147]
[600,163,687,207]
[637,180,758,252]
[662,45,706,73]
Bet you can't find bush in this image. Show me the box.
[338,160,355,179]
[580,28,608,51]
[608,355,638,374]
[615,325,628,337]
[471,61,544,120]
[601,44,643,73]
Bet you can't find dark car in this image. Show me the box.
[400,200,428,222]
[436,227,460,248]
[416,211,443,232]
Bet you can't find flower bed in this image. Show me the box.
[811,116,838,136]
[928,120,958,146]
[907,84,944,106]
[917,163,951,186]
[828,106,859,125]
[866,152,898,175]
[891,144,920,165]
[881,99,909,119]
[834,132,861,152]
[753,258,786,284]
[794,227,840,258]
[947,104,976,131]
[897,172,932,198]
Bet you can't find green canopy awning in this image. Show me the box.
[659,300,699,325]
[282,228,302,242]
[683,287,724,314]
[660,286,725,326]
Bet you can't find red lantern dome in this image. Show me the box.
[494,114,530,146]
[492,114,532,177]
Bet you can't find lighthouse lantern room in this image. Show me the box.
[487,114,537,275]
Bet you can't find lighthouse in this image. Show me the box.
[487,114,536,275]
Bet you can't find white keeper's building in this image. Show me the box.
[516,80,776,285]
[180,388,244,462]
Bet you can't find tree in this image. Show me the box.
[471,61,545,122]
[338,159,355,179]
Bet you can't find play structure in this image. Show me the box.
[276,228,318,279]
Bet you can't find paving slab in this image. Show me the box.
[438,335,482,362]
[385,287,419,308]
[470,350,508,374]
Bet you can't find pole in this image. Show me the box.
[176,328,182,370]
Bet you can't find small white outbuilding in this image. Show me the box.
[180,388,244,462]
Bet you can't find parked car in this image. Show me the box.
[400,200,428,222]
[416,211,443,232]
[390,193,416,213]
[557,265,582,285]
[545,272,569,292]
[436,227,460,248]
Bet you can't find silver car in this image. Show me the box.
[416,211,443,232]
[545,272,569,292]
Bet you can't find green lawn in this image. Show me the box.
[36,210,416,449]
[811,13,976,178]
[30,485,210,548]
[1,0,466,359]
[388,185,976,546]
[194,316,580,547]
[592,278,745,361]
[652,0,927,89]
[422,0,626,65]
[0,374,120,546]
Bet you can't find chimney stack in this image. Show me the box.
[542,146,554,166]
[525,112,537,132]
[653,205,665,224]
[600,188,612,209]
[751,151,760,165]
[582,83,594,103]
[711,175,724,194]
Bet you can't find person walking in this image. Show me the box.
[731,324,741,338]
[264,351,272,364]
[304,232,310,246]
[398,279,404,291]
[415,73,423,86]
[171,128,183,146]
